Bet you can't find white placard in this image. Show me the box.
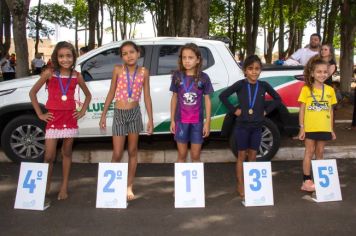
[175,163,205,208]
[312,159,342,202]
[243,162,274,207]
[14,163,49,211]
[96,163,128,208]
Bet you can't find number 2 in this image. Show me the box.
[103,170,116,193]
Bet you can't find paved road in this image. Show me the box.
[1,159,356,236]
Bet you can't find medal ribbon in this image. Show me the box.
[181,73,194,93]
[56,71,72,98]
[311,85,324,106]
[247,81,259,110]
[126,65,138,99]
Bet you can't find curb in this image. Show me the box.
[1,145,356,163]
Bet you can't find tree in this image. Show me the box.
[245,0,260,56]
[144,0,210,38]
[284,0,316,57]
[339,0,356,93]
[324,0,340,44]
[87,0,99,50]
[261,0,279,63]
[28,3,73,54]
[0,0,11,58]
[66,0,88,52]
[5,0,31,77]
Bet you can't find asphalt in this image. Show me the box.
[1,160,356,235]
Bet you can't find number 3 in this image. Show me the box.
[249,169,262,191]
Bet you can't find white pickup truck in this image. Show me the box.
[0,37,304,163]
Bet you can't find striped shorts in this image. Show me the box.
[112,106,143,136]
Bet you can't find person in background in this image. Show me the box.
[31,53,46,75]
[10,53,16,76]
[285,33,321,66]
[0,53,15,80]
[47,58,52,68]
[320,43,337,86]
[79,46,89,56]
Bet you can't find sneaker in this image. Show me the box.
[301,180,315,192]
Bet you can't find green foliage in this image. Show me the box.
[209,0,228,36]
[116,0,145,24]
[27,3,74,38]
[64,0,88,28]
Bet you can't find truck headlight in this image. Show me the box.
[0,88,17,96]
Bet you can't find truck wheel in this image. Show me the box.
[1,115,46,163]
[228,118,281,161]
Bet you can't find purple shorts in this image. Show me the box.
[174,121,204,144]
[234,126,262,151]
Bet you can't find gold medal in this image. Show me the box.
[61,95,67,101]
[127,97,132,103]
[248,109,253,115]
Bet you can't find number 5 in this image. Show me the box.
[318,166,330,188]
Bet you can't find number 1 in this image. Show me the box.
[182,170,192,192]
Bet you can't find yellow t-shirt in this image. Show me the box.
[298,85,337,132]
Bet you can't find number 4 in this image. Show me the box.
[23,170,36,193]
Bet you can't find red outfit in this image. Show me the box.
[45,72,79,139]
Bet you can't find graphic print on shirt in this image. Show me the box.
[183,92,198,105]
[307,100,329,112]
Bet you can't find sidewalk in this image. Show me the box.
[0,104,355,163]
[1,160,356,235]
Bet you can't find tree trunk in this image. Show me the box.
[5,0,30,77]
[286,1,298,57]
[315,0,322,35]
[75,15,78,54]
[325,0,340,44]
[227,0,231,41]
[167,0,178,36]
[278,0,285,59]
[34,0,41,55]
[108,7,115,41]
[115,7,118,41]
[87,0,99,50]
[190,0,210,37]
[245,0,260,56]
[322,0,330,44]
[231,0,243,54]
[353,87,356,127]
[339,0,356,93]
[0,0,11,57]
[179,0,192,36]
[96,0,103,47]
